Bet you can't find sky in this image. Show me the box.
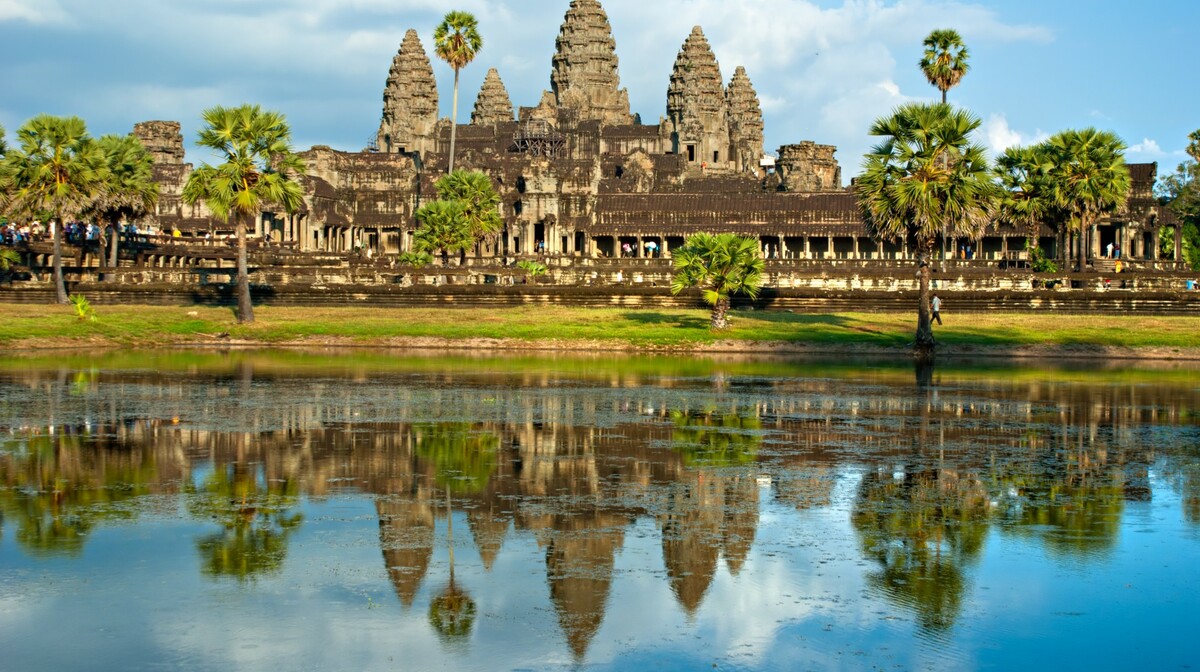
[2,0,1196,185]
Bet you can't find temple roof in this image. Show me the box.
[550,0,632,124]
[377,29,439,150]
[471,68,515,126]
[592,192,864,236]
[666,26,726,138]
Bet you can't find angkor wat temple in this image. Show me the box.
[131,0,1179,271]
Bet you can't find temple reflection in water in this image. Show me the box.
[1,353,1197,665]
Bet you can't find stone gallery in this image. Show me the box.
[135,0,1176,268]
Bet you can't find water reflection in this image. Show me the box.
[186,460,304,582]
[1,352,1198,670]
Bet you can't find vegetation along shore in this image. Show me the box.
[3,303,1199,361]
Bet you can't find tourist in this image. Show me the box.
[1114,243,1121,260]
[1106,242,1113,258]
[931,294,943,325]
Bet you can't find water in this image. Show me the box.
[1,351,1197,671]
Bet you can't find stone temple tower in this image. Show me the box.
[376,29,440,157]
[471,68,515,125]
[548,0,633,125]
[666,26,728,168]
[726,66,765,175]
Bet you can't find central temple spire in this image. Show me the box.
[666,26,728,166]
[549,0,632,125]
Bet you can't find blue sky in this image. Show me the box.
[1,0,1195,184]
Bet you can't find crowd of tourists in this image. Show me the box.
[0,219,174,247]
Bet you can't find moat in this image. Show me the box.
[1,351,1197,671]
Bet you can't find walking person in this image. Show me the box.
[931,294,943,325]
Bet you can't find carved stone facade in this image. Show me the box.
[777,142,842,193]
[471,68,515,126]
[130,0,1182,269]
[132,121,184,165]
[665,27,730,170]
[376,29,440,157]
[548,0,632,125]
[725,66,765,176]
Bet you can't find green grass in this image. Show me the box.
[2,302,1199,352]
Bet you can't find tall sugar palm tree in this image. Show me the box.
[414,199,473,267]
[0,123,7,158]
[857,103,996,358]
[1042,128,1131,273]
[0,115,104,304]
[670,232,764,330]
[435,169,502,257]
[89,134,159,281]
[995,145,1056,250]
[919,29,970,104]
[182,104,306,323]
[434,11,483,173]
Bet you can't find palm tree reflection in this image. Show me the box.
[186,462,302,581]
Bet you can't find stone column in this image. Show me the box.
[803,237,810,259]
[827,237,834,259]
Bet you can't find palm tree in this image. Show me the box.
[857,103,996,358]
[919,29,970,104]
[0,123,7,158]
[1042,128,1131,272]
[995,145,1056,250]
[0,115,104,304]
[182,104,306,323]
[435,169,502,258]
[414,199,473,267]
[670,232,764,330]
[88,134,159,281]
[434,11,483,173]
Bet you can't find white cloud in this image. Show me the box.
[0,0,66,23]
[1127,137,1164,158]
[984,113,1048,154]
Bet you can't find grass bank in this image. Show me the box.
[3,302,1200,358]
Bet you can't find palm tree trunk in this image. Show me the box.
[235,214,255,324]
[710,295,730,330]
[448,68,460,173]
[1076,219,1089,273]
[915,241,935,360]
[107,223,120,282]
[52,219,68,304]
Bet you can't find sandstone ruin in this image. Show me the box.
[104,0,1180,295]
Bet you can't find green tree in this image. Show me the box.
[857,103,995,357]
[1042,128,1131,272]
[919,29,970,104]
[0,115,105,304]
[995,144,1058,250]
[670,233,764,330]
[1156,129,1200,268]
[182,104,306,323]
[0,123,7,157]
[434,11,483,173]
[414,199,473,266]
[87,134,159,281]
[436,169,502,256]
